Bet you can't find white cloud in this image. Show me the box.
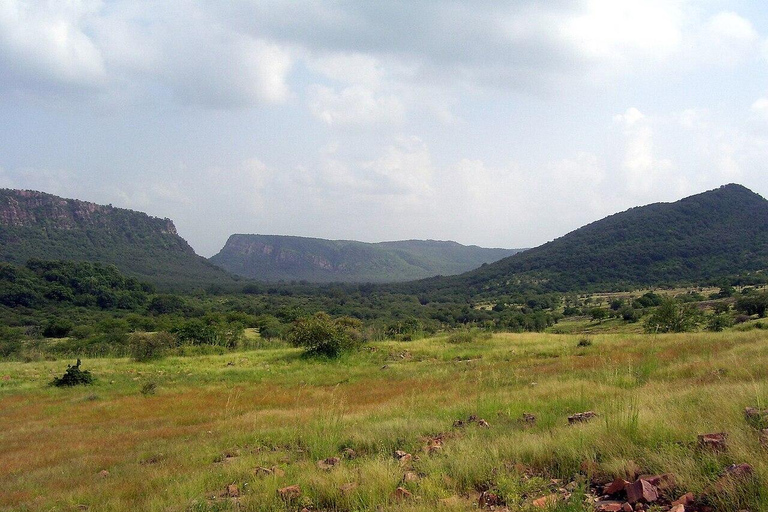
[308,85,405,126]
[752,98,768,118]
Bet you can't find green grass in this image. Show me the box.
[2,330,768,511]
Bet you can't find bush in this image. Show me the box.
[50,359,94,387]
[129,332,176,362]
[644,299,703,333]
[707,313,733,332]
[287,312,363,357]
[140,381,158,396]
[43,318,73,338]
[577,337,592,347]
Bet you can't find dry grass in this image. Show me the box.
[1,330,767,511]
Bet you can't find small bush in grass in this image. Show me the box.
[50,359,94,387]
[140,381,158,396]
[577,337,592,347]
[447,328,491,344]
[287,312,363,357]
[129,332,176,362]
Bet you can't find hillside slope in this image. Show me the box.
[409,184,768,297]
[210,234,522,283]
[0,189,234,290]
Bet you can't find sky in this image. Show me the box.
[1,1,768,257]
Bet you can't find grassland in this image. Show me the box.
[2,330,768,511]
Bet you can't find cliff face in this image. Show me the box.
[0,189,179,236]
[0,189,233,290]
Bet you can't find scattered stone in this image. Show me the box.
[744,406,768,424]
[522,413,536,425]
[477,419,490,428]
[697,432,727,452]
[625,479,658,504]
[394,487,413,500]
[621,503,633,512]
[98,470,109,478]
[468,414,478,423]
[395,450,412,466]
[672,492,694,506]
[1,375,10,381]
[453,419,465,428]
[670,505,685,512]
[277,485,301,501]
[568,411,598,425]
[226,484,239,498]
[595,500,624,511]
[342,447,357,459]
[226,361,235,367]
[402,471,419,483]
[603,478,629,496]
[532,494,558,508]
[317,456,340,470]
[639,473,676,492]
[339,482,358,494]
[478,491,504,508]
[394,450,408,459]
[426,444,442,455]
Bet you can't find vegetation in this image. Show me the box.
[287,312,363,357]
[49,358,94,386]
[3,330,768,511]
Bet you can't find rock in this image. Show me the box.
[342,448,357,459]
[672,492,695,506]
[98,470,109,478]
[478,491,504,508]
[394,450,408,459]
[639,473,676,491]
[568,411,598,424]
[478,419,490,428]
[670,505,685,512]
[277,485,301,501]
[625,479,658,504]
[395,451,412,466]
[697,432,727,452]
[523,413,536,425]
[254,466,273,476]
[724,463,754,478]
[403,471,419,483]
[453,419,465,428]
[744,406,768,424]
[317,456,340,470]
[272,466,285,477]
[595,501,624,511]
[1,375,10,381]
[339,482,358,494]
[603,478,629,495]
[394,487,413,500]
[468,414,478,423]
[532,494,558,508]
[226,484,239,498]
[621,503,633,512]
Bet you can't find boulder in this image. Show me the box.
[697,432,727,452]
[317,456,340,470]
[342,448,357,459]
[402,471,420,483]
[478,491,504,508]
[568,411,598,424]
[671,492,694,506]
[595,501,624,511]
[277,485,301,501]
[670,505,685,512]
[478,419,490,428]
[625,479,658,504]
[394,487,413,500]
[603,478,629,496]
[532,494,557,508]
[522,413,537,425]
[226,484,239,498]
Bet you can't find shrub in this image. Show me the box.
[50,359,94,387]
[577,337,592,347]
[707,313,733,332]
[43,318,73,338]
[140,381,158,396]
[129,332,176,362]
[644,299,703,333]
[287,312,363,357]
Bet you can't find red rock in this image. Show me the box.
[595,501,624,511]
[277,485,301,501]
[532,494,557,508]
[394,487,412,500]
[724,463,754,478]
[317,456,340,470]
[625,479,658,504]
[394,450,408,459]
[523,413,537,424]
[342,448,357,459]
[672,492,694,506]
[453,419,465,428]
[478,419,490,428]
[478,491,504,508]
[640,473,676,491]
[621,503,633,512]
[226,484,239,498]
[568,411,598,424]
[98,470,109,478]
[669,505,685,512]
[697,432,727,452]
[604,478,629,495]
[402,471,419,483]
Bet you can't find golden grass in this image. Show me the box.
[1,330,767,511]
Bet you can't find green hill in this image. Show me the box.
[409,184,768,298]
[210,234,522,283]
[0,189,235,290]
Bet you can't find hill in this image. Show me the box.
[410,184,768,297]
[0,189,235,290]
[209,234,522,283]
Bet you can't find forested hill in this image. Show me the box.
[0,189,235,290]
[406,184,768,298]
[210,234,522,283]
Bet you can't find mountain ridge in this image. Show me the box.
[210,234,523,283]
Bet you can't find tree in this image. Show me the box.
[644,299,702,333]
[287,312,362,357]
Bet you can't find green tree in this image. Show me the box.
[644,299,702,333]
[287,312,362,357]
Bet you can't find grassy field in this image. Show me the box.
[2,330,768,511]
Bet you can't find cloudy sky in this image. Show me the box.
[1,0,768,256]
